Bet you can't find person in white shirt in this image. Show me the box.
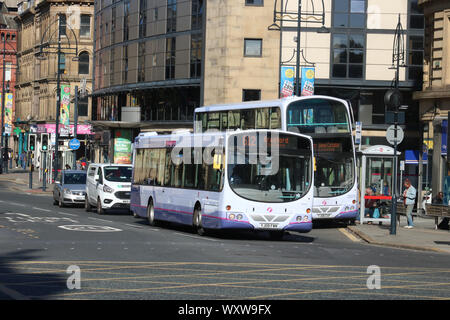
[402,179,416,229]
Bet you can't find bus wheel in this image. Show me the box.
[193,206,207,236]
[147,200,158,226]
[268,231,284,240]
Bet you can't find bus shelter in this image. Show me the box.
[359,145,400,225]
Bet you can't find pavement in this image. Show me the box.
[0,169,449,254]
[0,168,53,195]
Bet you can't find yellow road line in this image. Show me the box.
[339,228,360,242]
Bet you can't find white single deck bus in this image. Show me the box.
[194,95,358,224]
[130,130,314,238]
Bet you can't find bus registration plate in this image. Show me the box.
[259,223,279,229]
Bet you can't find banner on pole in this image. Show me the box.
[301,67,315,96]
[60,85,71,133]
[280,66,295,98]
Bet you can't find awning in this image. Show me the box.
[405,150,428,165]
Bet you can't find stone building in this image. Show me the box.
[413,0,450,200]
[15,0,94,167]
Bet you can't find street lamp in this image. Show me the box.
[268,0,329,96]
[387,14,406,235]
[35,13,79,181]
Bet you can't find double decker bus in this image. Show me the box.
[130,129,314,238]
[194,95,358,224]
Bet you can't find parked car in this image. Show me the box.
[53,170,87,207]
[85,163,132,214]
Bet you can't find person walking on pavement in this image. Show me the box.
[402,179,416,229]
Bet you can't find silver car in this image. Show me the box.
[53,170,87,207]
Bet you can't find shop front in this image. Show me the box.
[359,145,400,225]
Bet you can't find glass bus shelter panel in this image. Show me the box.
[364,157,394,219]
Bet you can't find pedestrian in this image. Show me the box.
[15,152,19,168]
[402,179,416,229]
[432,191,443,204]
[20,152,26,170]
[76,160,81,170]
[65,164,71,170]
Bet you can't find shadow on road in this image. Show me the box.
[0,249,69,300]
[132,217,315,243]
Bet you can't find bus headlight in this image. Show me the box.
[297,216,303,222]
[236,214,243,220]
[228,213,236,220]
[303,216,309,222]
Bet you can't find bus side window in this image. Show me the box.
[220,112,228,131]
[228,110,240,130]
[256,108,269,129]
[270,107,281,129]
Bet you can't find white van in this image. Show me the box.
[85,163,133,214]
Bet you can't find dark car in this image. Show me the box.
[53,170,87,207]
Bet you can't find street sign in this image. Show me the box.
[355,121,362,145]
[386,125,404,145]
[69,138,81,150]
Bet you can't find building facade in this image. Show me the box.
[92,0,280,162]
[15,0,94,167]
[413,0,450,200]
[0,0,17,165]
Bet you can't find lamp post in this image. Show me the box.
[268,0,328,96]
[35,13,79,181]
[388,15,406,235]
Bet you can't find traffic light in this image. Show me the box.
[41,133,49,151]
[384,89,402,111]
[28,134,36,151]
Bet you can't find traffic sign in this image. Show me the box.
[69,138,81,150]
[386,125,404,145]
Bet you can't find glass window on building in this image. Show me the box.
[59,14,67,36]
[59,53,66,74]
[409,0,424,29]
[408,36,424,81]
[138,42,146,82]
[80,15,91,37]
[139,0,147,38]
[332,33,365,79]
[245,0,263,6]
[166,37,176,79]
[242,89,261,102]
[78,96,88,117]
[167,0,177,33]
[122,45,128,83]
[192,0,203,30]
[190,33,202,78]
[333,0,366,28]
[78,52,89,74]
[244,39,262,57]
[123,0,130,41]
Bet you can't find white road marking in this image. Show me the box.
[174,232,219,242]
[58,211,78,217]
[32,207,52,212]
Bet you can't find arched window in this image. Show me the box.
[78,52,89,74]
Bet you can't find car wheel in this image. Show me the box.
[85,196,91,212]
[97,197,105,215]
[58,194,65,208]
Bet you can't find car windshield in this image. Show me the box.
[64,173,87,185]
[104,166,132,182]
[227,132,312,203]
